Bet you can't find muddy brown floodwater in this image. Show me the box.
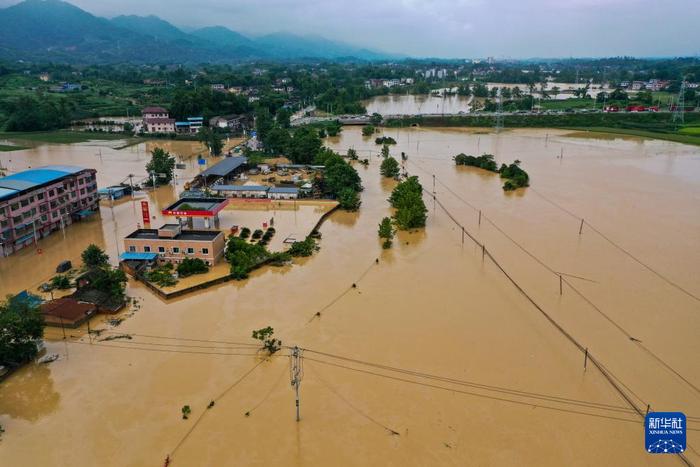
[363,94,472,115]
[1,128,699,466]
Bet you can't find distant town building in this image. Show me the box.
[631,81,646,91]
[49,82,81,93]
[209,115,247,131]
[175,117,204,134]
[211,84,226,92]
[0,165,98,256]
[143,79,166,86]
[39,72,50,82]
[142,106,176,134]
[123,224,226,266]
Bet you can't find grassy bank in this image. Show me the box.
[385,112,700,146]
[562,127,700,146]
[0,131,132,144]
[0,143,28,152]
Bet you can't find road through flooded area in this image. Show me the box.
[0,128,698,466]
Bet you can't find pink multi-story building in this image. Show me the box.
[142,106,176,134]
[0,165,98,256]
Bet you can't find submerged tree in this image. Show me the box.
[252,327,282,354]
[378,217,395,249]
[380,157,400,178]
[380,144,390,159]
[390,176,427,230]
[198,126,223,156]
[146,147,176,185]
[81,244,109,269]
[0,295,44,368]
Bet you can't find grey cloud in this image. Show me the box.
[1,0,698,57]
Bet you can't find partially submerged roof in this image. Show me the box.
[0,165,88,193]
[212,184,269,192]
[119,252,159,261]
[199,157,247,179]
[41,298,96,321]
[269,187,299,194]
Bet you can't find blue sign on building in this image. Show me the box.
[645,412,686,454]
[198,158,206,166]
[250,130,257,138]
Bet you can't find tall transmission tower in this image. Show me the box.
[495,88,504,132]
[672,80,686,125]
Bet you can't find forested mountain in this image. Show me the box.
[0,0,397,63]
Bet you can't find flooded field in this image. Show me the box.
[1,127,699,466]
[363,94,472,115]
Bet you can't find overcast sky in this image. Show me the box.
[3,0,700,57]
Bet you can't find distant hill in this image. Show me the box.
[111,15,200,44]
[191,26,254,49]
[0,0,399,63]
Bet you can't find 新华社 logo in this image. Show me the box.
[645,412,686,454]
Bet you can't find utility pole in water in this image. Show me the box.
[290,346,303,422]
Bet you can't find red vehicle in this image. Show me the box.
[626,105,647,112]
[604,105,620,112]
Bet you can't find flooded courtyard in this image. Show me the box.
[0,127,699,466]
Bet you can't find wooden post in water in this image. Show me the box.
[579,219,584,235]
[583,348,588,370]
[482,244,486,262]
[432,174,435,194]
[645,404,650,416]
[559,275,563,295]
[59,315,66,340]
[461,227,465,244]
[478,210,482,226]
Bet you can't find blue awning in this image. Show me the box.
[119,252,158,261]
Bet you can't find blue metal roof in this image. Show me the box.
[0,187,18,200]
[0,165,87,193]
[119,252,158,261]
[269,187,299,193]
[212,184,269,192]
